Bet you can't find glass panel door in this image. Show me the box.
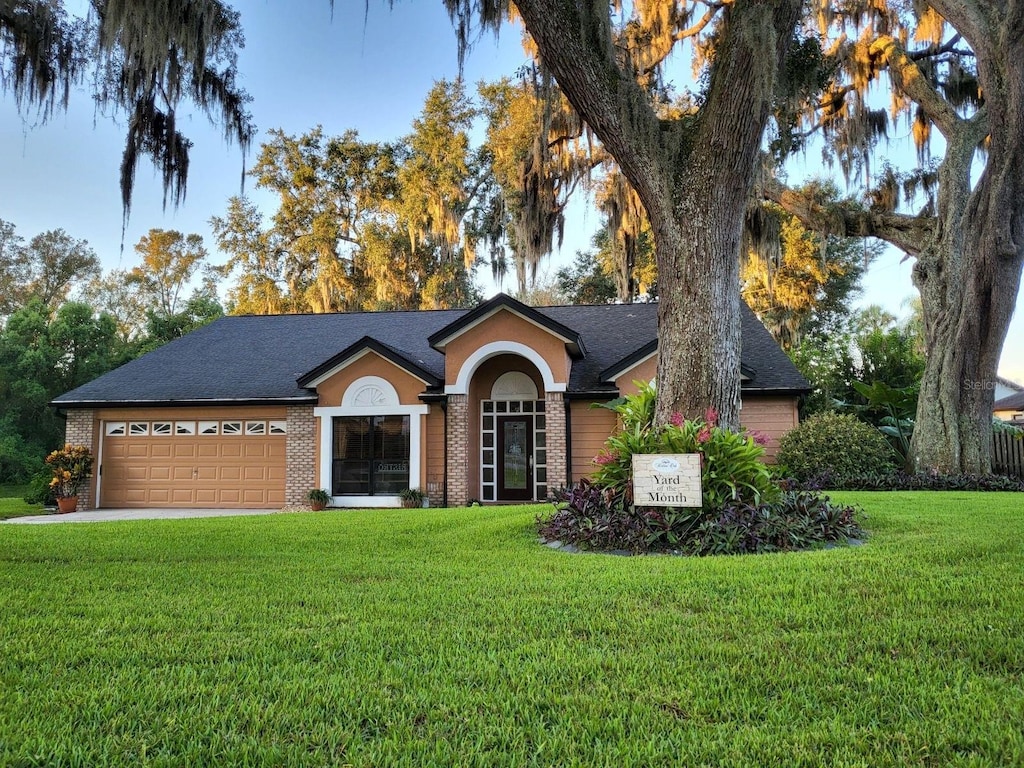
[497,416,532,501]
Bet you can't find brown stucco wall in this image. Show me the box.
[567,393,800,485]
[569,402,618,483]
[738,396,799,462]
[614,356,657,394]
[442,308,571,388]
[425,404,445,506]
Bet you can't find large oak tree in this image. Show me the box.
[446,0,803,427]
[769,0,1024,473]
[7,0,807,429]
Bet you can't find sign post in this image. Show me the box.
[632,454,702,507]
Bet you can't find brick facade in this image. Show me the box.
[64,409,96,511]
[445,394,470,506]
[285,405,317,506]
[544,392,567,496]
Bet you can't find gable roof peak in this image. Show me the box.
[427,293,586,358]
[296,335,441,389]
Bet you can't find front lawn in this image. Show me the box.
[1,493,1022,766]
[0,483,44,520]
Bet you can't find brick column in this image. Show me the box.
[64,409,96,511]
[446,394,470,506]
[544,392,567,497]
[285,405,317,507]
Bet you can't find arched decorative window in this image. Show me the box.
[491,371,539,401]
[343,376,400,408]
[315,375,428,505]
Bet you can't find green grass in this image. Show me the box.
[0,483,44,519]
[1,493,1022,766]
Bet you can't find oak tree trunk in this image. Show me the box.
[512,0,800,429]
[910,0,1024,474]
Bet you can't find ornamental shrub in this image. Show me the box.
[590,383,778,511]
[791,471,1024,492]
[538,384,865,555]
[540,483,863,555]
[777,411,895,481]
[44,443,94,498]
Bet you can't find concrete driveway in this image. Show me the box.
[3,508,286,524]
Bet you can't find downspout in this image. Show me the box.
[563,395,573,489]
[441,398,448,508]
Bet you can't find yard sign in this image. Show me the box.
[632,454,702,508]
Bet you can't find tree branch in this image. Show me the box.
[870,35,964,139]
[511,0,674,224]
[639,4,723,77]
[764,181,935,257]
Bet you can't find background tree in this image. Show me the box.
[478,72,595,292]
[79,268,150,343]
[127,229,207,317]
[20,228,100,312]
[766,0,1024,473]
[214,81,490,313]
[214,127,398,313]
[0,221,99,317]
[208,197,287,315]
[742,199,876,349]
[555,250,617,306]
[136,294,224,354]
[790,306,926,418]
[0,219,28,317]
[0,299,126,482]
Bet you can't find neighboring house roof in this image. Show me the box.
[995,391,1024,411]
[52,296,810,407]
[997,376,1024,393]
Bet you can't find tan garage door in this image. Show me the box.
[99,418,287,508]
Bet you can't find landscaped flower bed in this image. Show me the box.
[539,384,864,555]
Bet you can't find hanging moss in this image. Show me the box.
[1,1,252,227]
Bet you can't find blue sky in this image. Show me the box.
[0,1,1020,382]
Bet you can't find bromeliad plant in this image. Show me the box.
[45,444,94,499]
[590,382,778,511]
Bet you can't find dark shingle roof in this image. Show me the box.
[995,391,1024,411]
[52,299,808,406]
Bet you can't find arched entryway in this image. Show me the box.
[442,344,566,505]
[469,357,548,503]
[482,370,543,502]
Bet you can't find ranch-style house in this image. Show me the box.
[52,294,809,510]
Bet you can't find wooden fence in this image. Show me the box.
[993,432,1024,478]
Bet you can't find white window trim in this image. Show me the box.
[315,375,428,508]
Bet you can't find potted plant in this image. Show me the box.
[45,444,94,514]
[307,488,330,511]
[398,487,426,508]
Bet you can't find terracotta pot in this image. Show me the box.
[56,495,79,514]
[310,501,326,511]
